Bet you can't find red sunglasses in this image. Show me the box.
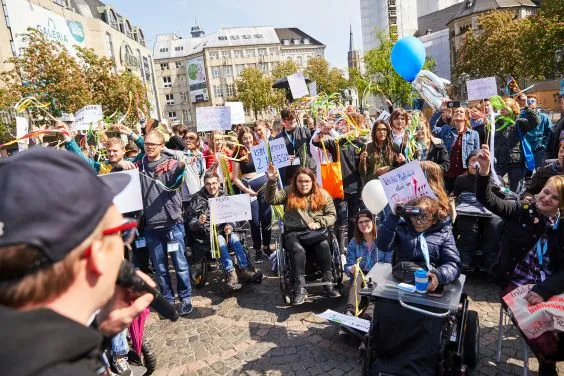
[102,218,138,246]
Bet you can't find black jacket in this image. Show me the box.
[186,187,232,246]
[493,108,540,167]
[476,174,564,299]
[548,116,564,159]
[0,306,103,376]
[523,161,563,199]
[421,138,450,172]
[277,126,316,185]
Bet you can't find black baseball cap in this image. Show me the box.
[0,147,130,266]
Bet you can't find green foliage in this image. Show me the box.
[271,60,299,79]
[304,57,348,95]
[233,67,273,117]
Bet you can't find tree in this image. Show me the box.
[304,57,348,95]
[348,68,372,108]
[363,31,435,106]
[233,67,273,118]
[271,60,299,80]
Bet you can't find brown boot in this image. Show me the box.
[238,268,254,283]
[226,270,241,290]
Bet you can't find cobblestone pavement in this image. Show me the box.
[145,259,562,376]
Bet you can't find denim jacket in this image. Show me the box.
[431,111,480,168]
[344,238,391,277]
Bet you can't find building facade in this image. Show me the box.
[0,0,160,118]
[417,0,464,18]
[153,26,325,126]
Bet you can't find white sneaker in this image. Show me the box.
[112,357,132,376]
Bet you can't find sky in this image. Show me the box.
[108,0,363,70]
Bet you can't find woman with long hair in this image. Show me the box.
[420,160,453,219]
[414,114,450,172]
[389,108,409,165]
[359,120,396,185]
[232,127,272,263]
[265,165,337,305]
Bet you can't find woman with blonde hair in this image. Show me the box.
[414,114,450,172]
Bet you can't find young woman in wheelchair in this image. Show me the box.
[476,145,564,376]
[344,210,391,320]
[264,164,338,305]
[187,169,259,290]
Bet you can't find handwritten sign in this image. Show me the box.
[379,161,436,210]
[288,72,308,100]
[318,309,370,332]
[73,105,103,131]
[209,194,252,224]
[466,77,498,101]
[376,110,391,122]
[98,169,143,214]
[225,102,246,124]
[503,284,564,340]
[269,137,292,169]
[250,142,269,174]
[196,106,231,132]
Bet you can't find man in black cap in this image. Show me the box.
[0,147,154,376]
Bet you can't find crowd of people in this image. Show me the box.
[1,92,564,376]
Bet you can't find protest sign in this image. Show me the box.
[73,105,103,131]
[376,110,391,122]
[269,137,292,169]
[503,284,564,340]
[98,169,143,213]
[379,160,436,210]
[225,102,246,124]
[16,117,29,151]
[59,112,75,122]
[196,106,231,132]
[318,309,370,333]
[466,77,498,101]
[250,142,269,174]
[288,72,309,99]
[209,194,252,224]
[308,81,317,97]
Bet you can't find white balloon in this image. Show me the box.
[362,179,388,215]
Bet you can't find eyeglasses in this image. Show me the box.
[102,218,138,246]
[375,128,388,133]
[410,215,434,225]
[144,142,163,148]
[358,220,373,226]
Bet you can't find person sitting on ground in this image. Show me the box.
[344,210,390,320]
[523,141,564,202]
[475,144,564,376]
[187,169,259,290]
[265,165,338,305]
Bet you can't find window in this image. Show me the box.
[218,35,228,41]
[254,34,263,39]
[246,49,255,57]
[137,29,145,46]
[213,85,223,98]
[226,84,235,97]
[296,56,303,66]
[174,46,183,51]
[165,94,174,105]
[160,63,169,70]
[223,66,233,77]
[163,76,172,88]
[159,47,169,53]
[53,0,67,6]
[178,75,186,85]
[221,50,231,59]
[175,61,183,68]
[269,47,278,56]
[168,111,177,120]
[180,92,189,103]
[283,39,290,45]
[293,39,300,45]
[208,51,219,60]
[182,109,191,123]
[242,34,251,39]
[258,48,267,56]
[212,66,220,78]
[104,33,115,62]
[235,64,245,76]
[303,38,310,44]
[107,9,119,30]
[230,35,240,41]
[234,50,243,58]
[259,62,268,73]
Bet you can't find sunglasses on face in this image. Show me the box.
[102,218,138,246]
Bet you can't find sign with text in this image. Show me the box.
[98,169,143,214]
[250,142,270,174]
[466,77,498,101]
[16,116,29,151]
[503,284,564,340]
[225,101,246,124]
[268,137,292,169]
[376,110,391,122]
[196,106,231,132]
[288,72,309,99]
[209,194,252,224]
[379,161,436,210]
[308,81,317,97]
[318,309,370,333]
[73,105,103,131]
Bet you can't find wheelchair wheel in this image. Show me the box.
[463,310,479,367]
[141,342,157,375]
[189,257,208,288]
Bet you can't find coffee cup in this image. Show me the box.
[414,269,428,294]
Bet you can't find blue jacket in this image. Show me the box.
[344,238,391,277]
[430,112,480,168]
[377,213,461,286]
[523,110,552,152]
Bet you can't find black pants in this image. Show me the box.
[455,214,504,268]
[335,193,360,248]
[284,233,332,277]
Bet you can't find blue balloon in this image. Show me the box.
[390,36,426,82]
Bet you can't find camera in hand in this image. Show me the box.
[395,205,424,217]
[447,101,461,108]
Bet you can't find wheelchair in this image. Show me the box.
[276,224,344,305]
[358,264,479,376]
[185,223,263,295]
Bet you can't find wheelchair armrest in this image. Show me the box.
[398,295,451,318]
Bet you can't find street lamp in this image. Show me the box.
[555,47,563,78]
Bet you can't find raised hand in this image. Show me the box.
[476,144,491,176]
[266,163,279,182]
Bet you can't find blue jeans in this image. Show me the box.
[111,329,129,358]
[244,175,272,250]
[145,223,192,302]
[218,233,249,272]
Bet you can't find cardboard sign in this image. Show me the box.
[16,117,29,151]
[288,72,309,100]
[209,194,252,224]
[376,110,391,122]
[225,102,246,125]
[318,309,370,333]
[308,81,317,97]
[73,105,103,131]
[250,142,269,174]
[269,137,292,169]
[98,169,143,214]
[196,106,231,132]
[466,77,498,101]
[503,284,564,340]
[379,160,436,210]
